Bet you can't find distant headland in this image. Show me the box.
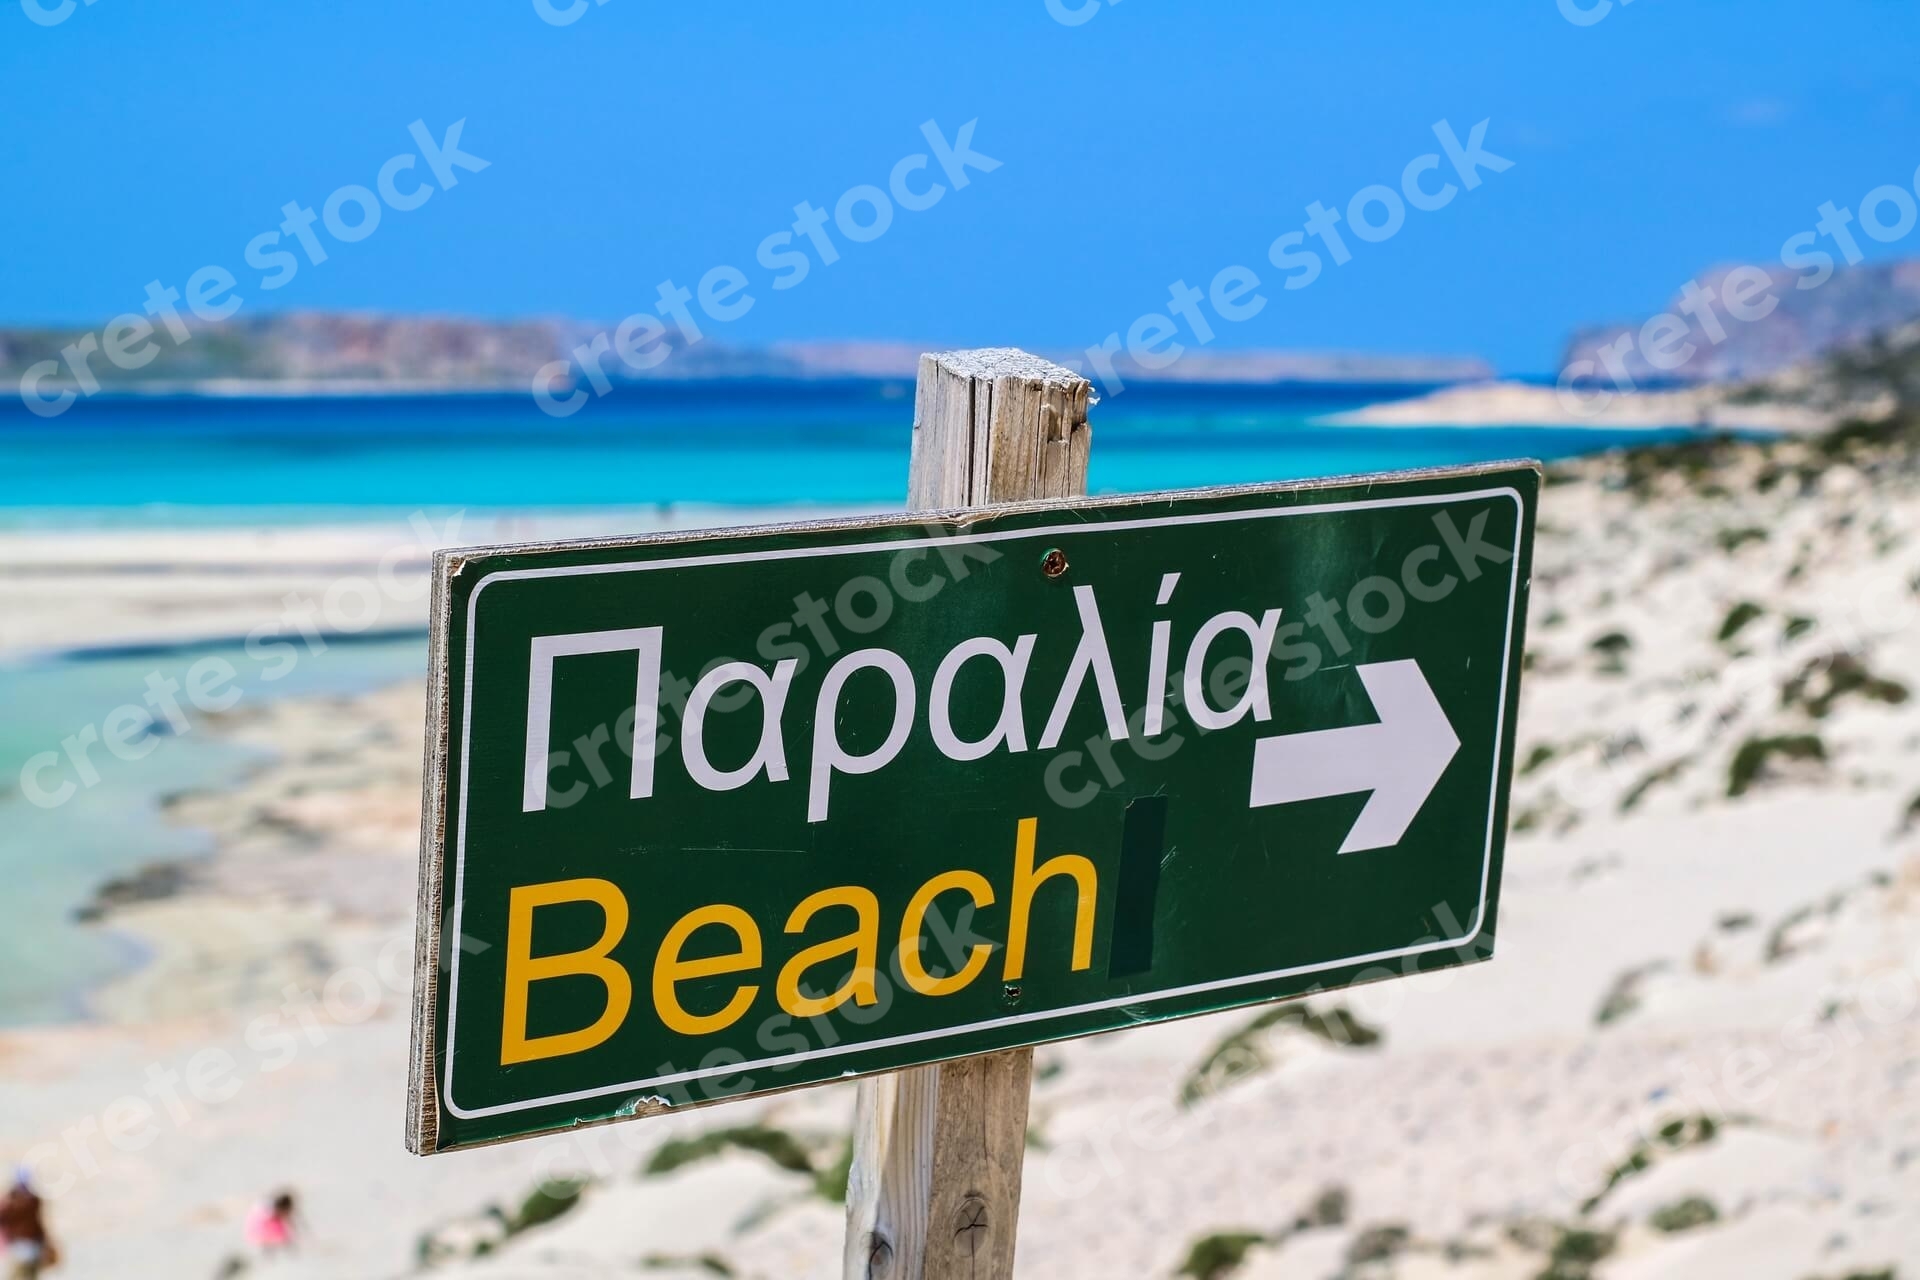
[0,312,1492,400]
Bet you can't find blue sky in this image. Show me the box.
[4,0,1917,373]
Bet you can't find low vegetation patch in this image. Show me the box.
[1765,886,1857,964]
[1519,743,1558,776]
[1590,630,1633,673]
[1782,654,1911,718]
[1649,1195,1720,1233]
[1501,1217,1618,1280]
[1594,962,1666,1027]
[1168,1186,1354,1278]
[1716,525,1769,553]
[414,1175,590,1269]
[1766,904,1817,964]
[1718,601,1766,643]
[1621,760,1686,812]
[643,1123,856,1202]
[1346,1223,1411,1265]
[1175,1230,1268,1280]
[640,1253,736,1276]
[1294,1185,1350,1231]
[1536,1226,1617,1280]
[1580,1115,1721,1214]
[1601,434,1749,499]
[1728,734,1828,798]
[506,1178,585,1234]
[1181,1003,1382,1106]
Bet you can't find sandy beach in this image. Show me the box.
[0,504,879,663]
[4,426,1920,1278]
[1320,380,1846,433]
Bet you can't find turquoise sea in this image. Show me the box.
[0,380,1697,522]
[0,381,1710,1024]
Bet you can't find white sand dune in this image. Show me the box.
[1320,380,1838,433]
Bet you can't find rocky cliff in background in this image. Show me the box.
[1562,259,1920,386]
[0,312,1491,394]
[0,313,561,391]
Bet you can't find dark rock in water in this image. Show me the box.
[73,862,194,922]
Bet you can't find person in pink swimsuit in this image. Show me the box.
[244,1192,297,1255]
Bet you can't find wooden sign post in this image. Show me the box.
[843,349,1092,1280]
[407,348,1533,1280]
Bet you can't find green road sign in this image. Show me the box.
[408,463,1538,1153]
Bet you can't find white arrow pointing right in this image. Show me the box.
[1247,659,1461,854]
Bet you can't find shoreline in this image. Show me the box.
[1318,378,1840,431]
[72,679,430,1026]
[0,503,875,662]
[10,624,428,671]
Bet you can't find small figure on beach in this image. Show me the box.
[0,1169,57,1279]
[243,1191,298,1257]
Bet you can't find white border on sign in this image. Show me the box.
[443,486,1525,1121]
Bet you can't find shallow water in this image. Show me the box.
[0,637,425,1025]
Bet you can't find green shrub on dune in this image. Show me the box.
[1175,1230,1268,1280]
[644,1124,821,1179]
[1728,734,1828,797]
[1782,654,1910,718]
[507,1179,584,1234]
[1648,1195,1719,1233]
[1180,1003,1383,1107]
[1717,601,1765,643]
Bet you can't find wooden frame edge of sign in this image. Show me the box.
[406,546,456,1156]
